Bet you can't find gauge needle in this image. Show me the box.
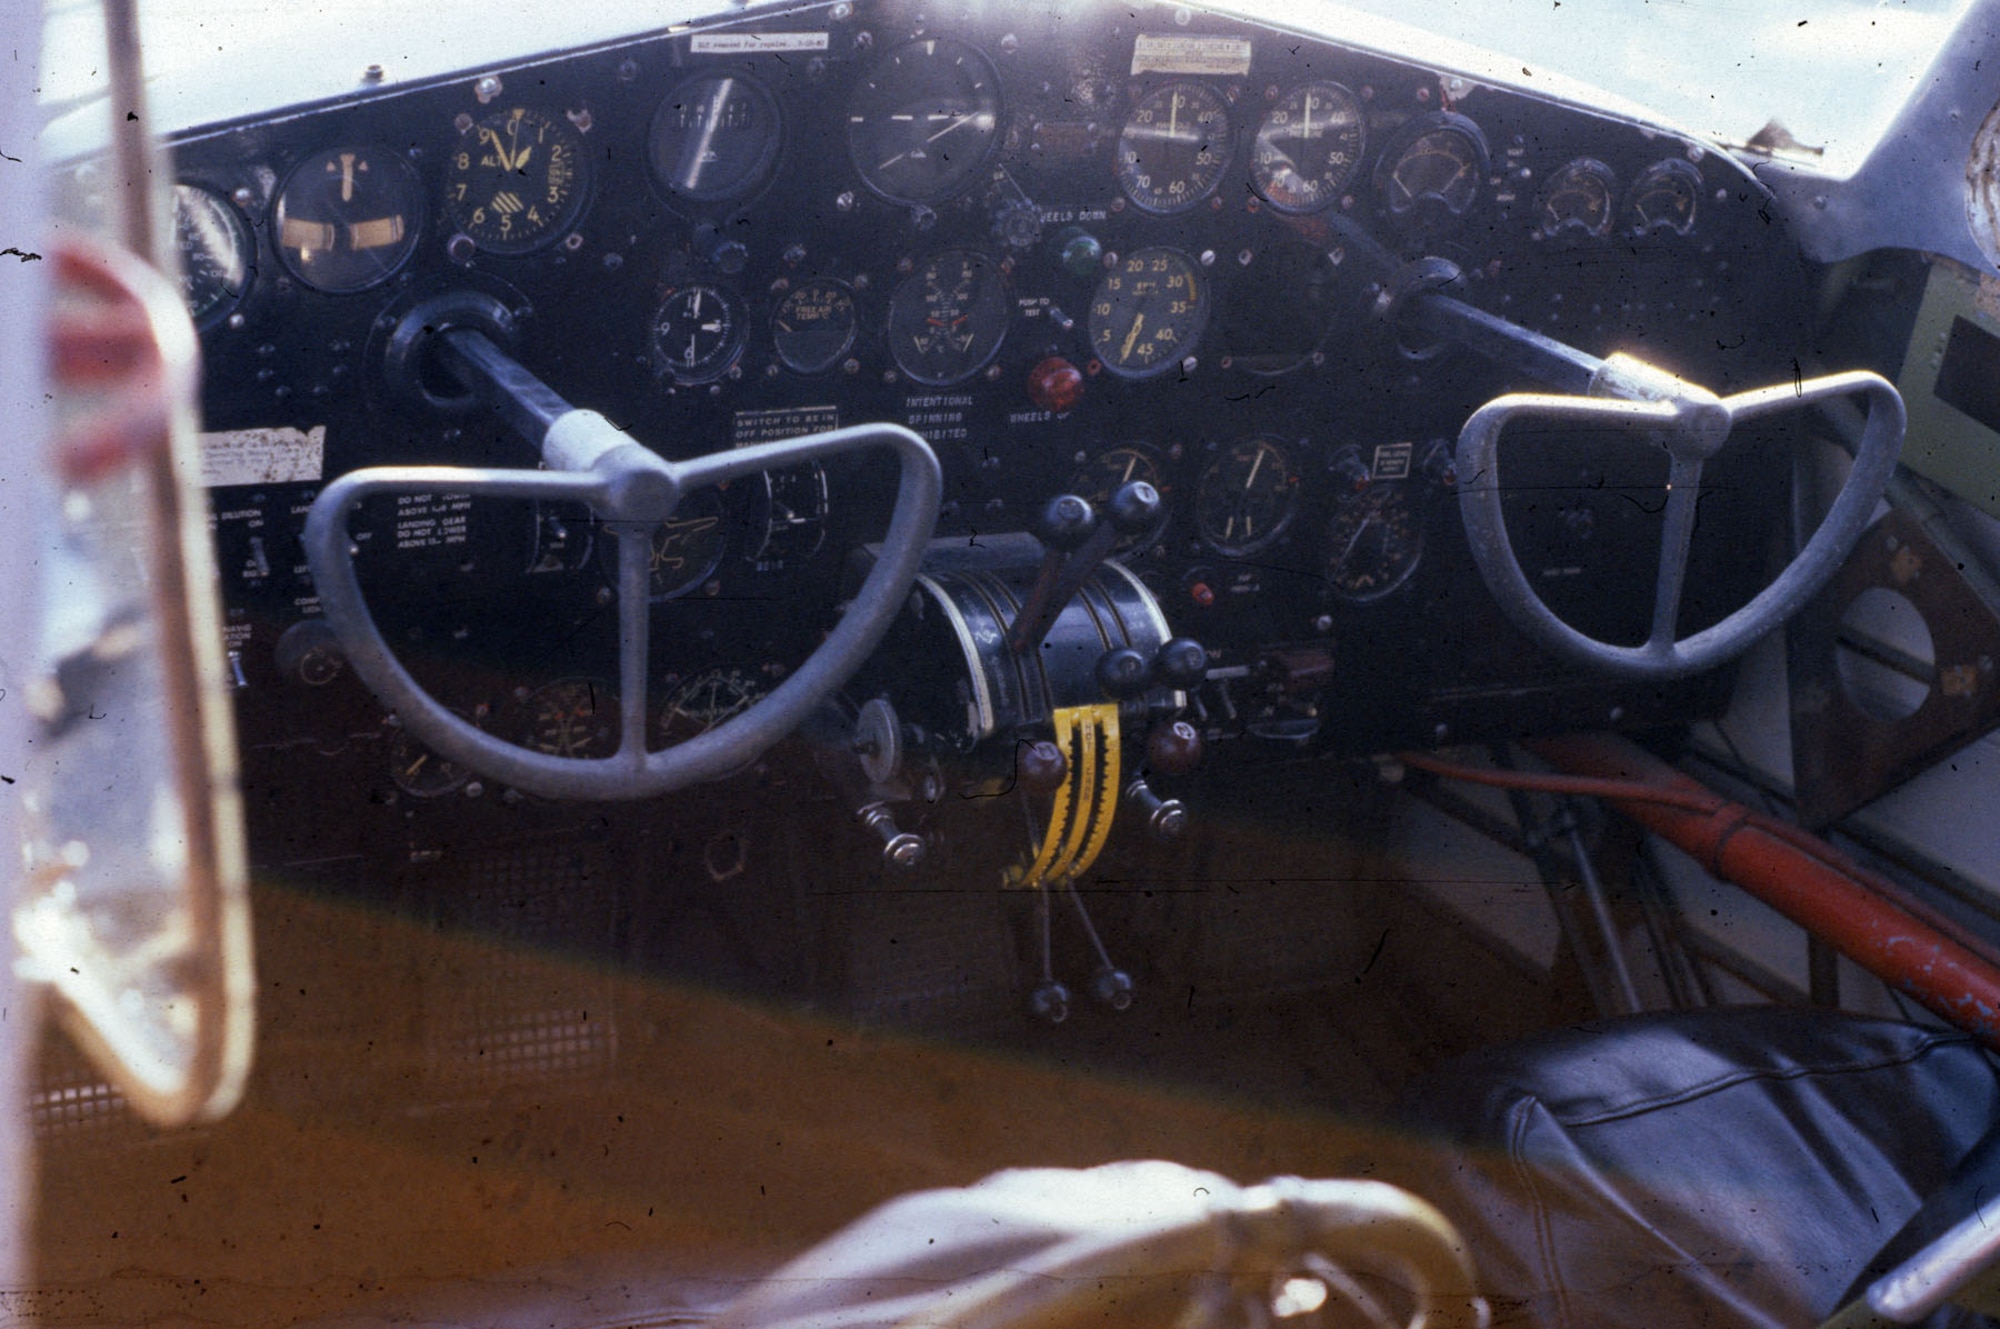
[876,109,992,170]
[338,151,357,203]
[480,126,514,172]
[1120,314,1146,362]
[1169,91,1180,139]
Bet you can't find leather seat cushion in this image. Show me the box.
[1388,1007,2000,1329]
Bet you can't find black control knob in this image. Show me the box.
[1039,493,1096,550]
[1104,479,1162,535]
[1153,637,1208,690]
[1095,647,1153,700]
[1017,739,1068,795]
[1146,719,1204,776]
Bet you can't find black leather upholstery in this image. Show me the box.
[1390,1008,2000,1329]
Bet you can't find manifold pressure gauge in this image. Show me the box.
[446,105,588,254]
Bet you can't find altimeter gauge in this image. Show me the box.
[446,105,588,254]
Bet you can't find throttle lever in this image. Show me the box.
[1007,481,1162,655]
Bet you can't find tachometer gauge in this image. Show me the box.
[1116,81,1233,215]
[1540,158,1617,241]
[1251,82,1367,214]
[1071,445,1171,554]
[1088,246,1207,379]
[772,279,859,375]
[1374,113,1488,236]
[649,74,782,204]
[273,147,422,292]
[446,105,588,254]
[887,249,1009,386]
[651,285,747,384]
[173,183,253,323]
[1626,158,1702,238]
[522,678,618,759]
[659,668,766,746]
[1322,483,1424,603]
[1196,436,1299,556]
[846,37,1003,206]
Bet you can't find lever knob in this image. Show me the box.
[1039,494,1097,550]
[1146,719,1204,776]
[1104,479,1162,535]
[1017,739,1068,795]
[1153,637,1208,689]
[1096,646,1153,699]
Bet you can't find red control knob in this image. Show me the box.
[1147,719,1204,776]
[1026,356,1085,414]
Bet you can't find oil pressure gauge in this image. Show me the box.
[1088,247,1207,379]
[446,105,588,254]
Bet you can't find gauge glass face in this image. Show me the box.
[446,106,588,254]
[1116,81,1233,215]
[773,279,858,375]
[659,668,766,747]
[1376,115,1487,234]
[1540,158,1617,240]
[386,716,474,798]
[647,488,729,600]
[651,285,747,384]
[273,148,421,292]
[1626,158,1701,237]
[846,37,1002,206]
[1196,436,1299,556]
[173,184,253,322]
[1251,82,1366,214]
[1088,246,1207,379]
[1323,483,1424,603]
[522,678,619,759]
[1071,445,1170,554]
[650,74,781,203]
[887,249,1009,386]
[747,464,830,570]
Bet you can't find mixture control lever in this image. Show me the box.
[1007,481,1162,656]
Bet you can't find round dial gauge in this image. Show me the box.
[1374,113,1488,235]
[522,678,618,759]
[1088,246,1208,379]
[746,464,830,569]
[446,106,588,254]
[1626,158,1702,238]
[1540,158,1618,240]
[659,668,766,746]
[1116,81,1234,215]
[650,74,781,204]
[1071,445,1170,554]
[846,37,1003,206]
[887,249,1009,386]
[772,279,859,375]
[651,285,747,384]
[1196,436,1300,556]
[386,714,474,798]
[173,183,253,323]
[1251,82,1367,214]
[1323,483,1424,603]
[273,147,421,292]
[648,488,729,599]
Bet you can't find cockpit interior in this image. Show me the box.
[14,0,2000,1325]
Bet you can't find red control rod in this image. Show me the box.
[1526,733,2000,1049]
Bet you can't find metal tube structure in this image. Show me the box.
[1531,732,2000,1047]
